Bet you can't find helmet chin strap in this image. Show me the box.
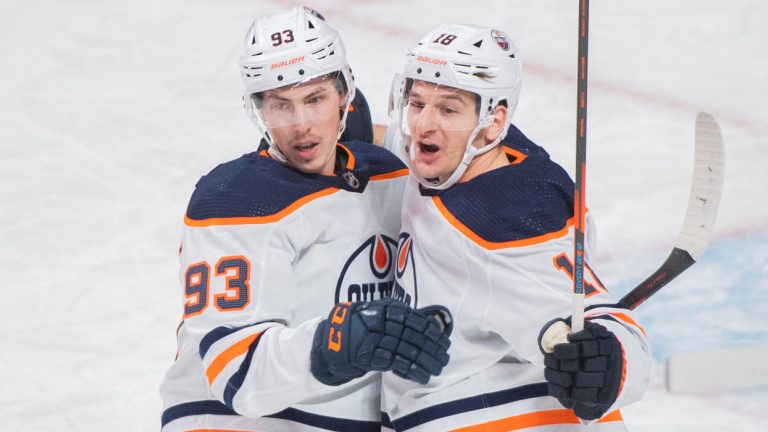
[337,101,351,141]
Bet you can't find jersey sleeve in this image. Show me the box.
[479,212,651,417]
[177,219,350,418]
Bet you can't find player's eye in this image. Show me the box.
[306,94,327,105]
[437,102,462,115]
[408,100,425,110]
[269,101,291,112]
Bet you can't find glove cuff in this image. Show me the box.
[310,319,354,386]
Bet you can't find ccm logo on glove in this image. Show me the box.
[327,302,351,352]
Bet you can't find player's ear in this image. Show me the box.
[484,104,507,142]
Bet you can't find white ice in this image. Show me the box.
[0,0,766,430]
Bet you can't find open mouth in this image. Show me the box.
[294,141,319,154]
[418,141,440,154]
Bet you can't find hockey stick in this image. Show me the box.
[616,112,725,310]
[542,114,724,355]
[570,0,590,334]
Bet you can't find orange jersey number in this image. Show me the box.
[183,256,251,318]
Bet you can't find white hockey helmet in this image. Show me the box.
[239,6,355,152]
[398,23,522,189]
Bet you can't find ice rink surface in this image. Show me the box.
[0,0,765,430]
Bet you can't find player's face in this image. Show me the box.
[259,77,344,174]
[405,81,481,183]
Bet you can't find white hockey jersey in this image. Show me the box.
[160,141,407,431]
[381,127,652,432]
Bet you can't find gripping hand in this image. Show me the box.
[539,319,624,421]
[311,298,452,386]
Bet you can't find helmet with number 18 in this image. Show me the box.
[239,6,356,169]
[398,24,522,189]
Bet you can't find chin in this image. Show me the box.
[412,163,438,181]
[298,162,322,174]
[304,157,333,175]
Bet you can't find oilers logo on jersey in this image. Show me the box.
[335,234,398,303]
[391,232,418,307]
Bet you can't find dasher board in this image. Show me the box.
[666,344,768,393]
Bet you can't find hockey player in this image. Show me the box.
[159,7,452,431]
[381,24,652,431]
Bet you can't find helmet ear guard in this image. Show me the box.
[399,24,522,189]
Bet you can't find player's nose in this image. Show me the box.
[288,111,313,133]
[413,106,441,132]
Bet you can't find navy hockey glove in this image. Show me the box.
[311,298,452,386]
[540,320,624,421]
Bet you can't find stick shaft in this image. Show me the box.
[572,0,590,333]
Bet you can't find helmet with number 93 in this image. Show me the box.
[239,6,356,159]
[398,23,522,189]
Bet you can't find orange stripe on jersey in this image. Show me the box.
[587,311,648,338]
[205,332,263,385]
[370,168,409,181]
[449,409,622,432]
[185,187,339,227]
[611,312,648,337]
[337,143,356,170]
[432,196,573,250]
[503,146,528,164]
